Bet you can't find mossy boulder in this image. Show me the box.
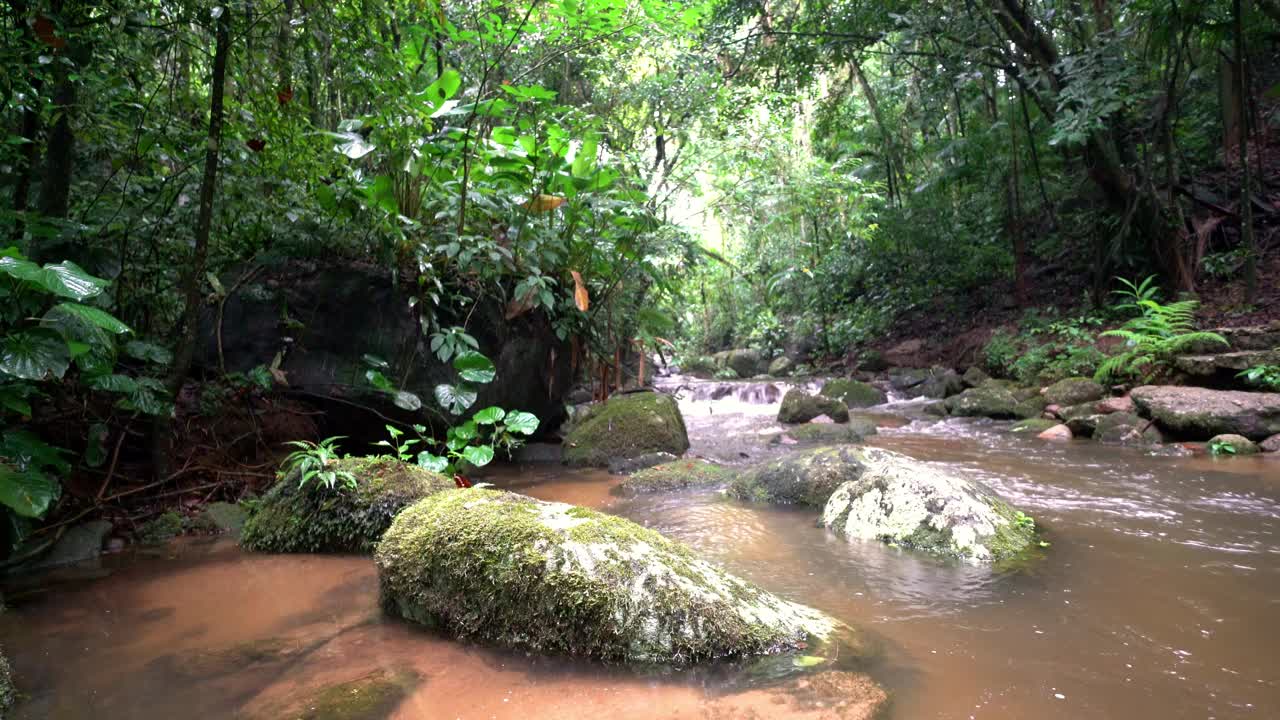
[777,418,878,445]
[1011,418,1059,434]
[375,489,837,665]
[820,379,886,408]
[614,459,731,495]
[944,384,1020,418]
[1095,413,1164,445]
[240,456,454,554]
[137,511,185,545]
[718,348,766,378]
[768,356,796,377]
[246,668,421,720]
[778,389,850,424]
[729,446,873,508]
[962,366,990,388]
[563,391,689,467]
[680,355,718,378]
[1209,434,1260,455]
[820,447,1040,564]
[1043,377,1106,407]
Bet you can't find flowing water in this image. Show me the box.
[4,378,1280,719]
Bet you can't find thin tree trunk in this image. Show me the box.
[1235,0,1257,302]
[155,7,232,475]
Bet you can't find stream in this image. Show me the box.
[4,378,1279,718]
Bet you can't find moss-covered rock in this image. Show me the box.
[778,418,878,445]
[820,447,1040,564]
[962,366,990,388]
[729,446,872,508]
[1043,377,1106,407]
[246,668,421,720]
[944,384,1020,418]
[375,489,837,665]
[717,348,766,378]
[563,391,689,467]
[137,511,185,545]
[1095,413,1164,445]
[768,356,796,377]
[680,355,717,378]
[1209,434,1260,455]
[820,379,886,408]
[1011,418,1059,434]
[240,456,454,554]
[778,389,850,424]
[614,459,731,495]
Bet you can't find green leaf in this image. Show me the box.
[0,329,70,380]
[366,369,394,392]
[417,452,450,473]
[461,444,495,467]
[423,69,462,107]
[504,410,539,435]
[0,463,60,518]
[84,423,109,468]
[46,303,131,334]
[330,131,376,160]
[393,390,422,412]
[453,351,496,384]
[0,257,109,300]
[362,353,390,369]
[473,406,505,424]
[88,374,139,393]
[0,384,35,416]
[451,421,478,441]
[792,655,826,668]
[434,383,477,415]
[124,340,172,365]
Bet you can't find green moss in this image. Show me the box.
[563,392,689,467]
[137,511,185,545]
[779,419,878,444]
[778,389,851,424]
[729,446,871,508]
[296,670,419,720]
[614,459,731,495]
[376,489,831,665]
[240,456,453,554]
[820,379,886,409]
[986,498,1041,563]
[899,523,957,556]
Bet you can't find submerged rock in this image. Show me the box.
[778,389,850,424]
[778,418,878,445]
[247,667,421,720]
[563,391,689,467]
[1095,413,1164,445]
[240,456,453,554]
[613,459,731,495]
[1209,434,1260,455]
[1042,377,1105,407]
[820,447,1039,563]
[607,452,678,475]
[1131,386,1280,440]
[820,379,886,408]
[729,446,873,508]
[1037,424,1074,442]
[375,489,837,665]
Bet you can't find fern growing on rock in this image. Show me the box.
[1094,277,1227,384]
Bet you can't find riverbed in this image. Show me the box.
[4,380,1278,718]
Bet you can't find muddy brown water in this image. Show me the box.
[4,384,1280,719]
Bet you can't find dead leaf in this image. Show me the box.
[523,194,566,213]
[570,270,589,312]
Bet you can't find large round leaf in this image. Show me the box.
[504,410,540,436]
[461,444,495,468]
[0,257,108,300]
[0,329,70,380]
[46,303,131,334]
[0,464,60,518]
[473,406,506,425]
[434,383,477,415]
[453,351,496,384]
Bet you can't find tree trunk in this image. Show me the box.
[155,6,232,475]
[1235,0,1257,303]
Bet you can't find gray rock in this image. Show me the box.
[962,366,990,388]
[1174,350,1280,377]
[1259,434,1280,453]
[25,520,113,571]
[608,452,679,475]
[1208,434,1260,455]
[563,392,689,467]
[778,388,850,424]
[820,378,886,408]
[944,385,1020,419]
[1131,386,1280,440]
[730,446,873,508]
[1037,424,1074,442]
[1042,377,1105,407]
[514,442,564,463]
[767,356,796,377]
[1094,413,1164,445]
[820,447,1039,563]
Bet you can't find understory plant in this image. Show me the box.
[281,437,356,491]
[1094,277,1227,384]
[1237,365,1280,392]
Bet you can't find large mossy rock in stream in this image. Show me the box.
[563,392,689,468]
[1131,386,1280,440]
[375,489,838,665]
[728,446,873,508]
[778,389,850,424]
[820,379,886,408]
[241,457,453,554]
[614,459,732,495]
[1042,377,1105,407]
[820,448,1039,564]
[944,384,1021,418]
[712,348,767,378]
[199,261,571,437]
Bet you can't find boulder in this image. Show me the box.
[563,392,689,467]
[240,457,453,554]
[944,385,1020,418]
[729,446,873,508]
[820,379,886,408]
[613,459,731,495]
[1095,395,1135,415]
[21,520,112,571]
[911,369,965,399]
[1174,350,1280,378]
[137,512,184,545]
[1130,386,1280,440]
[1010,418,1059,434]
[720,348,766,378]
[201,261,571,437]
[375,489,838,665]
[1260,434,1280,453]
[1095,413,1164,445]
[201,501,248,534]
[768,356,796,377]
[778,389,850,424]
[607,452,678,475]
[888,367,931,391]
[680,355,717,378]
[778,418,878,445]
[922,401,948,417]
[1043,377,1105,407]
[820,447,1039,563]
[1209,434,1260,455]
[962,366,990,388]
[1037,424,1074,442]
[856,350,888,372]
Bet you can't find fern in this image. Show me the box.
[1093,277,1227,384]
